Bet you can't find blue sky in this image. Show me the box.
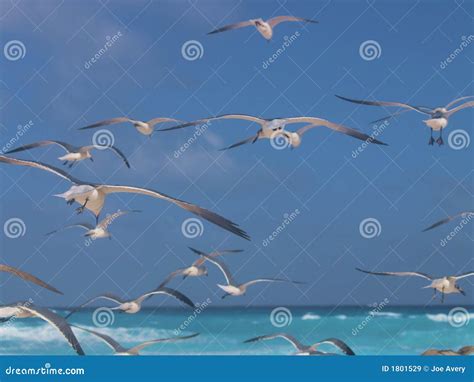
[0,0,472,308]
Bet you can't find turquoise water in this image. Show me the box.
[1,307,472,356]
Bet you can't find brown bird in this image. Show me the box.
[422,346,474,356]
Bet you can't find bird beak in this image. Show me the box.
[53,192,67,199]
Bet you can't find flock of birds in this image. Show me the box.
[1,13,473,356]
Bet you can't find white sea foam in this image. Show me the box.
[301,313,320,320]
[336,315,347,320]
[426,313,474,322]
[371,312,401,318]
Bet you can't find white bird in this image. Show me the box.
[46,210,140,240]
[0,264,62,294]
[66,287,194,318]
[196,252,304,298]
[79,117,182,136]
[336,95,474,145]
[356,267,474,303]
[208,16,318,41]
[159,114,387,149]
[72,326,199,356]
[0,155,250,240]
[158,247,243,288]
[423,211,474,232]
[244,333,355,355]
[0,303,84,355]
[5,140,130,168]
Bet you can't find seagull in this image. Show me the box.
[65,286,194,319]
[0,303,84,355]
[78,117,182,136]
[423,211,474,232]
[356,267,474,303]
[336,95,474,145]
[0,155,250,240]
[46,210,140,240]
[208,16,318,41]
[196,252,303,298]
[0,264,62,294]
[422,346,474,356]
[244,333,355,355]
[5,140,130,168]
[158,114,387,149]
[72,326,199,355]
[158,247,243,288]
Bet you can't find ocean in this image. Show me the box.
[0,306,472,356]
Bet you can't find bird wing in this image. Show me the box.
[65,294,124,319]
[190,247,243,267]
[5,140,78,155]
[158,114,264,132]
[241,278,303,289]
[454,271,474,280]
[244,333,305,351]
[72,325,126,353]
[127,333,200,354]
[208,20,256,35]
[194,253,235,285]
[356,267,432,280]
[46,223,94,236]
[97,210,139,230]
[458,346,474,355]
[422,211,474,232]
[103,146,131,168]
[146,117,183,127]
[0,155,82,183]
[267,16,318,27]
[288,117,387,145]
[369,108,415,125]
[0,264,63,295]
[20,305,85,355]
[138,287,194,308]
[97,185,250,240]
[445,96,474,109]
[78,117,133,130]
[446,100,474,117]
[157,269,186,289]
[219,134,260,151]
[312,338,355,355]
[335,95,432,115]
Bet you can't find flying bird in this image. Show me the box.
[0,264,62,294]
[356,267,474,303]
[46,210,140,240]
[208,16,318,41]
[0,303,84,355]
[66,287,194,319]
[423,211,474,232]
[244,333,355,356]
[5,140,130,168]
[0,155,250,240]
[422,346,474,356]
[159,114,386,149]
[196,252,303,298]
[158,247,243,288]
[72,326,199,355]
[336,95,474,145]
[79,117,182,136]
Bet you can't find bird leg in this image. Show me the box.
[436,129,444,146]
[90,157,94,162]
[221,293,230,299]
[66,198,75,206]
[68,161,75,168]
[75,198,89,214]
[428,129,435,145]
[441,287,445,303]
[63,160,68,166]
